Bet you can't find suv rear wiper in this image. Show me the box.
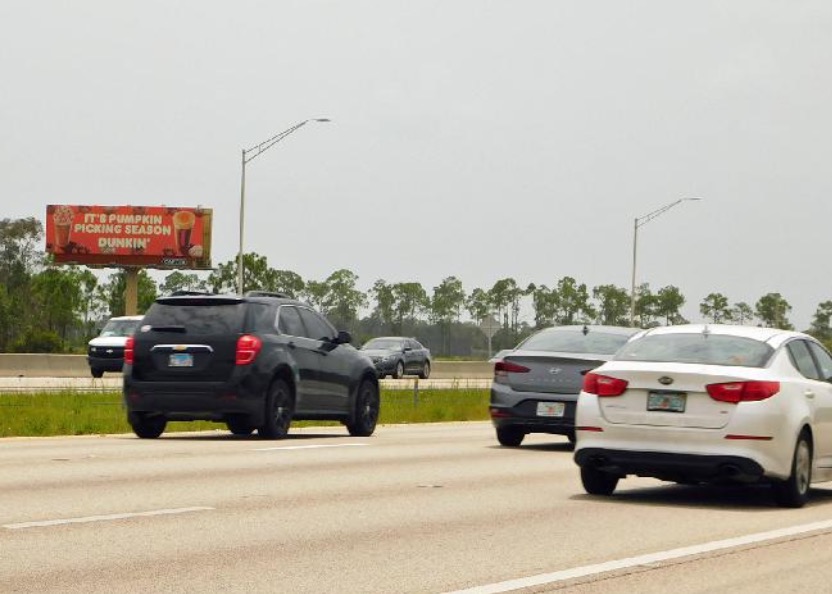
[148,325,187,333]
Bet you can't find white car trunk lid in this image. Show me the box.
[597,363,761,429]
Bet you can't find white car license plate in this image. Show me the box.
[168,353,193,368]
[647,391,686,413]
[537,402,565,417]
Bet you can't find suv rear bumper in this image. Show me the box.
[88,356,124,372]
[123,374,267,424]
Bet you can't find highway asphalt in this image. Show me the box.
[3,423,832,593]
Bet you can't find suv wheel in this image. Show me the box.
[346,380,379,437]
[392,361,405,379]
[226,417,255,436]
[259,378,293,439]
[129,412,166,439]
[90,368,104,378]
[496,427,524,447]
[418,361,431,380]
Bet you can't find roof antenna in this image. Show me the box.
[582,325,589,336]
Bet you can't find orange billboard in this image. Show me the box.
[46,205,213,269]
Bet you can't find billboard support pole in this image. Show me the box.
[125,268,139,315]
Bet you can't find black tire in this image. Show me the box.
[226,417,255,436]
[496,427,524,447]
[346,380,380,437]
[772,430,812,508]
[419,361,431,380]
[90,368,104,378]
[580,466,619,496]
[258,378,294,439]
[392,361,405,379]
[128,412,166,439]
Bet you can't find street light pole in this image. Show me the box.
[237,118,331,295]
[629,197,701,326]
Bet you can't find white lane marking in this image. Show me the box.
[3,507,214,530]
[253,443,370,452]
[445,519,832,594]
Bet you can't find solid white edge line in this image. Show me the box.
[3,506,214,530]
[445,519,832,594]
[253,443,370,451]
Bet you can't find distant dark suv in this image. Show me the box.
[123,292,380,440]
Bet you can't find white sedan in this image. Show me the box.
[573,324,832,507]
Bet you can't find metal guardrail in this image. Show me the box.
[0,376,492,393]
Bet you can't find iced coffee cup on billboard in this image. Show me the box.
[173,210,196,254]
[53,206,75,250]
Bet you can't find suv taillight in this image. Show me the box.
[706,381,780,403]
[236,334,262,365]
[124,336,134,365]
[582,372,628,397]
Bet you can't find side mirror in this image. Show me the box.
[335,330,352,345]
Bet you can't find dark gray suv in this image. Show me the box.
[123,292,380,439]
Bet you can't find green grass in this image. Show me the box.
[0,387,490,438]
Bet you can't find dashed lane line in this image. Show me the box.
[4,506,214,530]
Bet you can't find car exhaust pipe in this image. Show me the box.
[719,463,741,478]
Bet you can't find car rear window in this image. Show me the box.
[143,303,246,335]
[518,330,632,355]
[614,333,773,367]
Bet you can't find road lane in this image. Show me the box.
[2,423,832,593]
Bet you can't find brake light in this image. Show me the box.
[582,372,628,397]
[706,381,780,403]
[124,336,134,365]
[236,334,262,365]
[494,360,530,382]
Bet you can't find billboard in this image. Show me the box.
[45,205,213,269]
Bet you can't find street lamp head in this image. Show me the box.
[312,118,331,122]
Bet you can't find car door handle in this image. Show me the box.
[805,390,815,399]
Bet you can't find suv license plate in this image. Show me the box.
[168,353,194,368]
[537,402,565,417]
[647,391,686,413]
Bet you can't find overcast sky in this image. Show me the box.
[2,1,830,329]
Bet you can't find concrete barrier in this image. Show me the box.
[0,354,91,377]
[0,354,494,379]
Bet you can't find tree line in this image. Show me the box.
[2,217,831,356]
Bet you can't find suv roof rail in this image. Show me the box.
[245,291,290,299]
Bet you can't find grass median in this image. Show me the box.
[0,387,491,438]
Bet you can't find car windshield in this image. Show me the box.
[518,330,632,355]
[362,339,403,350]
[99,319,141,337]
[614,333,774,367]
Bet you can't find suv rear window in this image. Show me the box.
[143,303,246,335]
[614,333,773,367]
